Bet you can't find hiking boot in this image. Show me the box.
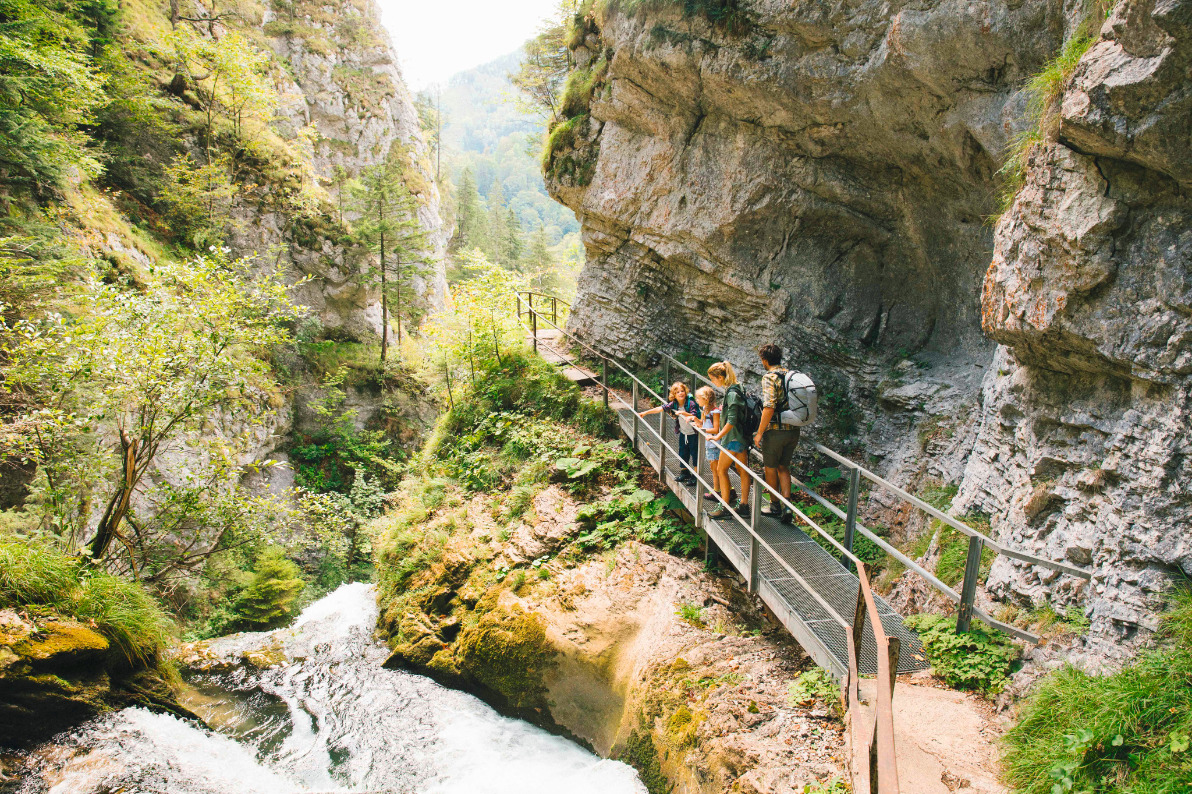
[708,506,731,520]
[760,503,782,518]
[780,507,794,525]
[703,491,718,501]
[734,501,751,517]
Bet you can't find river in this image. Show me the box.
[7,583,645,794]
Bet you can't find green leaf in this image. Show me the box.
[627,489,654,505]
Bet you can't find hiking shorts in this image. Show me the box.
[761,427,800,469]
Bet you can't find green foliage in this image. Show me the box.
[230,547,306,630]
[1003,592,1192,794]
[0,538,172,663]
[542,114,598,186]
[904,613,1019,694]
[802,778,848,794]
[787,666,841,708]
[997,33,1097,215]
[1,250,300,563]
[606,0,754,35]
[0,0,105,196]
[559,57,608,119]
[676,601,704,626]
[575,486,701,557]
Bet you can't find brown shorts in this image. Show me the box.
[761,427,800,469]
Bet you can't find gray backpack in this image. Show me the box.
[778,370,818,427]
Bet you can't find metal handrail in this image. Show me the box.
[516,299,899,793]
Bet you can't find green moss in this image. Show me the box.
[0,540,172,664]
[332,65,395,110]
[454,606,556,710]
[618,730,669,794]
[13,621,109,663]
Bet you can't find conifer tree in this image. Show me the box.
[452,168,486,253]
[503,206,524,268]
[485,180,507,263]
[349,154,429,361]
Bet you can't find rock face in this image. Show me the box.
[227,0,448,341]
[955,0,1192,660]
[548,0,1191,655]
[548,0,1066,372]
[0,610,191,747]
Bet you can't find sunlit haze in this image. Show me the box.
[376,0,559,91]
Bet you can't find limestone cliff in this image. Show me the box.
[955,0,1192,661]
[233,0,449,339]
[546,0,1190,655]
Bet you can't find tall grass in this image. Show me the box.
[1002,591,1192,793]
[0,539,173,664]
[996,34,1096,216]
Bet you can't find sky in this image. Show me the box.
[376,0,559,91]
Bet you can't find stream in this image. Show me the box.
[7,583,645,794]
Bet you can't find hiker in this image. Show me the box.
[694,386,730,504]
[637,381,700,485]
[705,361,751,518]
[755,343,799,524]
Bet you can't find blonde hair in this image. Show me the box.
[667,381,690,402]
[695,385,717,407]
[706,361,738,387]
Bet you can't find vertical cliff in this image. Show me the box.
[544,0,1191,654]
[230,0,449,340]
[956,0,1192,661]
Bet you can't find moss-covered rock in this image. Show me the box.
[12,620,110,668]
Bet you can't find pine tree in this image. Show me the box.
[452,168,487,253]
[485,180,507,264]
[349,154,430,362]
[502,207,524,269]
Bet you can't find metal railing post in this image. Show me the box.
[662,358,670,394]
[631,380,640,453]
[602,357,609,409]
[748,482,760,594]
[956,536,983,633]
[516,294,521,322]
[552,296,558,326]
[657,409,666,476]
[887,636,901,695]
[843,466,861,573]
[695,432,705,528]
[531,308,538,354]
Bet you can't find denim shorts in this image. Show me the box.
[706,443,720,462]
[721,439,746,453]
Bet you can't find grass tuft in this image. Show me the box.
[1003,591,1192,793]
[0,539,173,664]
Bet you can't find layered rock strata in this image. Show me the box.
[955,0,1192,661]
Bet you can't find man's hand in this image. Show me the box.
[753,431,764,448]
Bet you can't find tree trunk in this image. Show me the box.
[379,218,387,363]
[88,433,138,562]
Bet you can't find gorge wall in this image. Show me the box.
[547,0,1191,657]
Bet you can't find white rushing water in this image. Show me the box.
[12,583,645,794]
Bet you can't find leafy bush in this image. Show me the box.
[0,539,172,663]
[1003,592,1192,794]
[230,547,306,630]
[575,487,701,556]
[904,613,1019,694]
[787,666,841,708]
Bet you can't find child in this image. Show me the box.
[638,381,700,485]
[693,386,732,502]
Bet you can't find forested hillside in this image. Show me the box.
[415,53,582,296]
[0,0,450,715]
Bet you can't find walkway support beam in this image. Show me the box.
[956,536,984,633]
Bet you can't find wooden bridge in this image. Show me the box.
[515,290,1093,793]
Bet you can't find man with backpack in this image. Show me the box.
[754,344,801,523]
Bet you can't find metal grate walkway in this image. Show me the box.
[617,407,927,679]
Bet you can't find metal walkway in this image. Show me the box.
[514,288,1094,793]
[617,406,925,678]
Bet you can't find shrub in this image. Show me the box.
[0,539,172,663]
[1003,592,1192,794]
[787,666,841,708]
[231,547,306,629]
[904,613,1019,694]
[576,488,701,556]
